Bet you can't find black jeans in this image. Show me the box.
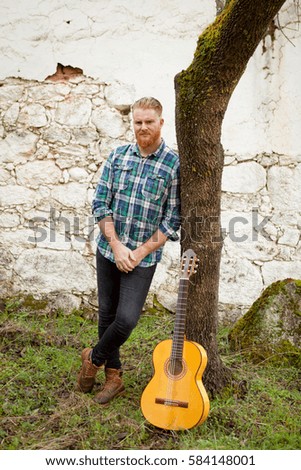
[92,250,157,369]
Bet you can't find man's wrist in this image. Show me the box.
[135,244,149,259]
[109,238,122,249]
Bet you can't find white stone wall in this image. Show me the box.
[220,155,301,320]
[0,0,300,320]
[0,76,137,311]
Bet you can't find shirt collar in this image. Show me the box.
[132,139,166,159]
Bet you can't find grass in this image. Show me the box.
[0,297,300,450]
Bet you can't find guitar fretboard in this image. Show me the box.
[171,277,189,361]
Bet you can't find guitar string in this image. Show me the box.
[165,254,195,406]
[166,277,189,405]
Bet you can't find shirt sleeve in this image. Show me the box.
[92,151,114,223]
[158,162,181,241]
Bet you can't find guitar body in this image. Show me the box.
[141,338,210,430]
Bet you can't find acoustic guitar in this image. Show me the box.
[140,249,210,430]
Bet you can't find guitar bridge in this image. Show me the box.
[155,398,188,408]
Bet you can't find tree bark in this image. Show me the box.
[175,0,287,395]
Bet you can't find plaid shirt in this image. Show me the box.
[92,139,181,267]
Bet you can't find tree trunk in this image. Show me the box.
[175,0,287,396]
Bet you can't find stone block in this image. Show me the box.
[16,160,62,188]
[68,167,90,182]
[104,81,135,111]
[219,258,263,305]
[51,182,88,208]
[0,85,24,109]
[14,248,96,294]
[0,213,20,228]
[278,228,300,247]
[222,162,266,193]
[91,106,126,138]
[19,103,48,127]
[55,95,92,126]
[268,164,301,211]
[262,260,301,286]
[3,103,20,126]
[0,185,38,206]
[0,131,38,164]
[42,126,71,144]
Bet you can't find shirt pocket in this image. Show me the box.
[142,172,167,201]
[112,163,134,192]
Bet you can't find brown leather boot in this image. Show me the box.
[94,368,125,405]
[77,347,103,393]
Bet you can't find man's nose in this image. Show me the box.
[141,122,148,130]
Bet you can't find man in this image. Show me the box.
[77,97,181,404]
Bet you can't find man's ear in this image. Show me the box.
[160,118,164,127]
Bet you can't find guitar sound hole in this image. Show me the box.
[168,358,183,377]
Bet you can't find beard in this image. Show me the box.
[136,128,161,149]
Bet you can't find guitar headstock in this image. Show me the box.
[180,249,198,279]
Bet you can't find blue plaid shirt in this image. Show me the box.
[92,139,181,267]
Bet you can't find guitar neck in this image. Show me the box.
[171,277,189,361]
